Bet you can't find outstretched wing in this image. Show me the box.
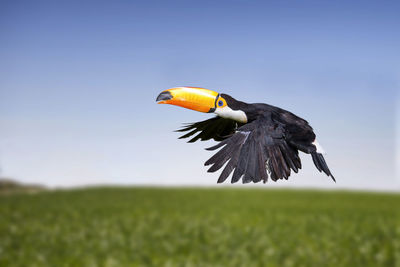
[204,115,302,183]
[176,116,242,142]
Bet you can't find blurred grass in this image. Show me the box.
[0,187,399,267]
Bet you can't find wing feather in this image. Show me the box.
[231,132,251,183]
[279,143,299,173]
[177,117,240,142]
[243,138,258,183]
[204,115,303,183]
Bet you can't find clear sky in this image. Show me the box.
[1,0,399,190]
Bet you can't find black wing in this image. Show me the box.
[204,115,302,183]
[176,116,242,142]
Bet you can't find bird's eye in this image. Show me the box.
[218,100,224,107]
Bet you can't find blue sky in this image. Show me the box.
[1,0,399,190]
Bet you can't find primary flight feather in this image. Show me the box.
[156,87,335,184]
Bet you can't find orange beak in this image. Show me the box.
[156,87,219,113]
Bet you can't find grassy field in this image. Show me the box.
[1,187,399,267]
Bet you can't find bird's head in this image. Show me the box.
[156,87,248,123]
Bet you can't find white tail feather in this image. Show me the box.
[312,140,326,155]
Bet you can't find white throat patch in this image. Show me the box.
[214,106,248,123]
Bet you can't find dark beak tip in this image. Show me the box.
[156,91,173,102]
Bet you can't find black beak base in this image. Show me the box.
[156,91,173,102]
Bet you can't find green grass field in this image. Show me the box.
[1,187,399,266]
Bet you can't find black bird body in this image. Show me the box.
[157,87,335,184]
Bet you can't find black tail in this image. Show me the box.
[311,152,335,182]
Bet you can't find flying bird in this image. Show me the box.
[156,87,335,184]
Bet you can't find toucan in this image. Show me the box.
[156,87,335,184]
